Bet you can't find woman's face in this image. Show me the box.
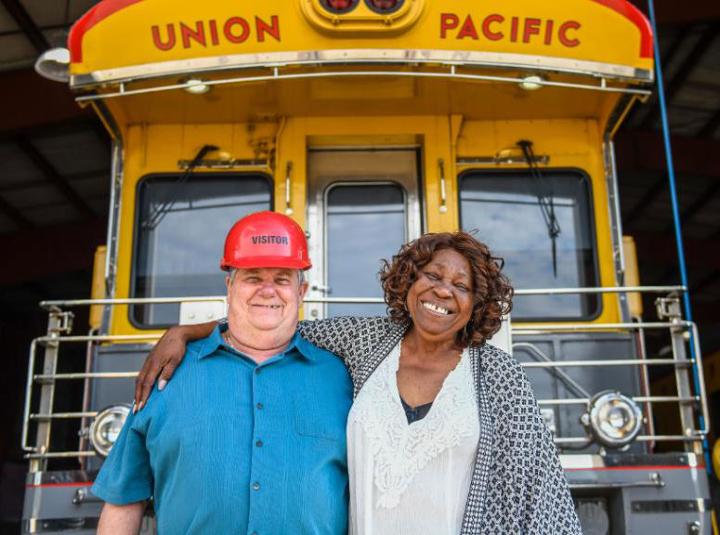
[405,248,475,344]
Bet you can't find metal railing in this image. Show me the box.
[22,286,707,468]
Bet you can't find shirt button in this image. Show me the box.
[255,368,261,375]
[256,440,263,448]
[256,402,263,410]
[252,482,260,491]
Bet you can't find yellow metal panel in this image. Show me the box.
[70,0,652,76]
[301,0,425,33]
[622,235,643,317]
[108,115,626,335]
[92,74,626,134]
[89,245,107,330]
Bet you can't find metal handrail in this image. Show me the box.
[22,287,708,460]
[37,285,687,308]
[523,358,693,367]
[514,285,686,295]
[538,396,697,406]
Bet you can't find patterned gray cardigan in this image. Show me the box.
[297,316,581,535]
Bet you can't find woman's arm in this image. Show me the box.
[133,321,215,409]
[297,317,360,358]
[134,316,372,408]
[523,413,581,534]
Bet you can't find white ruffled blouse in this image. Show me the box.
[347,342,480,535]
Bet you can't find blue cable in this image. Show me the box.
[645,0,711,473]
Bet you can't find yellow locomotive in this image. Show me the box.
[22,1,710,533]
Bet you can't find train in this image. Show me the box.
[21,0,711,533]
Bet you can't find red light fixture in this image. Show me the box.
[322,0,358,13]
[365,0,403,14]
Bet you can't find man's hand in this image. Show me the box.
[97,502,145,534]
[133,322,215,410]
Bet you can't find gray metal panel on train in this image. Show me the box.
[514,333,641,453]
[86,344,153,471]
[567,461,711,535]
[22,471,155,534]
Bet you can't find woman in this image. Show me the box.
[135,232,581,534]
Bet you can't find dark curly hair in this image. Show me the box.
[380,231,513,347]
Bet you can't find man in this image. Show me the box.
[92,211,352,534]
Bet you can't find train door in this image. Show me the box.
[305,149,422,319]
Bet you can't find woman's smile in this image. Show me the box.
[406,248,474,340]
[420,300,453,316]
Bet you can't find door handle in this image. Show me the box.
[311,284,331,293]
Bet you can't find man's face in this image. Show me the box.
[226,268,308,340]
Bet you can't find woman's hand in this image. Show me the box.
[133,321,215,410]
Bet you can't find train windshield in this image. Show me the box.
[132,174,272,327]
[460,170,599,320]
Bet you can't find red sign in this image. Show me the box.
[440,13,581,48]
[151,16,281,51]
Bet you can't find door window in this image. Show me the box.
[325,183,406,317]
[306,149,421,319]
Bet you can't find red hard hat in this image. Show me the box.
[220,211,311,271]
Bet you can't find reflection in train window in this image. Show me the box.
[325,183,406,317]
[459,170,599,320]
[132,174,272,327]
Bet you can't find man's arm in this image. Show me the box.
[97,502,145,535]
[134,321,215,409]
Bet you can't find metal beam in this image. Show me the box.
[0,69,90,134]
[690,269,720,294]
[0,0,49,53]
[676,181,720,228]
[629,0,720,25]
[0,168,109,194]
[0,194,33,230]
[0,218,105,285]
[627,25,690,127]
[697,108,720,139]
[633,231,720,271]
[615,130,720,178]
[622,174,667,230]
[640,24,720,130]
[13,135,96,219]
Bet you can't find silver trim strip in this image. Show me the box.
[558,453,703,470]
[24,517,98,533]
[70,49,653,89]
[74,69,653,103]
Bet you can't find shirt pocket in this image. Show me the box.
[293,397,347,442]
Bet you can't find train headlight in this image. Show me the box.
[583,391,642,448]
[90,405,131,457]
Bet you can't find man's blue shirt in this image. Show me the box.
[92,326,352,535]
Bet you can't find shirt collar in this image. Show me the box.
[198,324,316,362]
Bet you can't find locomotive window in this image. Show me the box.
[325,183,406,318]
[132,174,272,327]
[459,170,599,320]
